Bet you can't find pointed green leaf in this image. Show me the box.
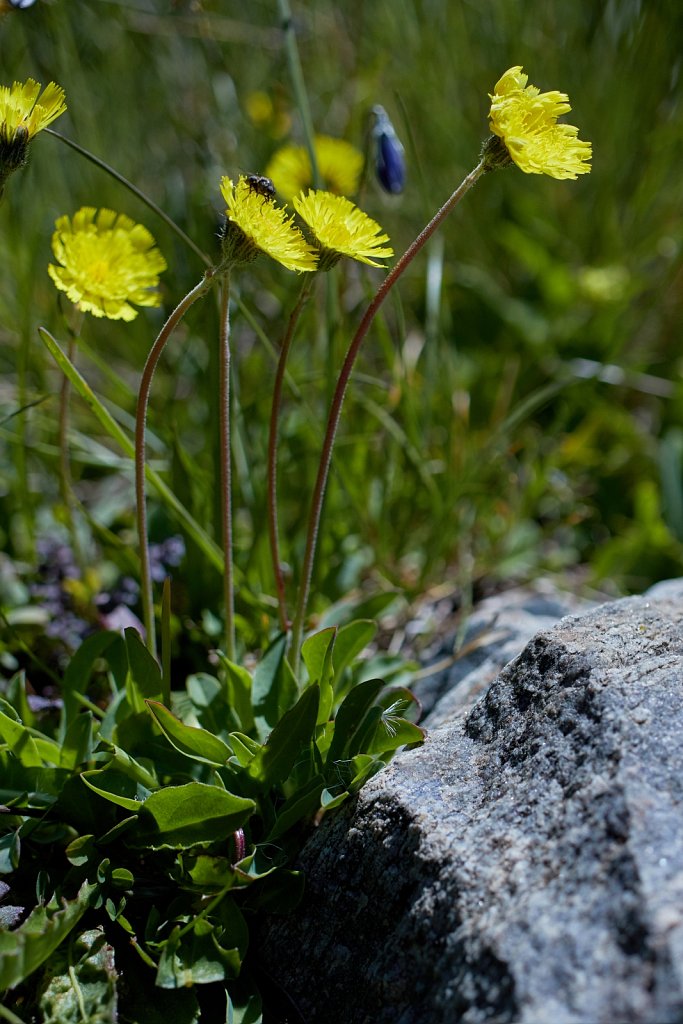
[59,712,95,770]
[301,627,336,726]
[61,630,124,735]
[251,635,298,738]
[216,656,254,733]
[301,627,336,685]
[266,776,325,841]
[246,685,319,789]
[228,732,261,768]
[81,769,151,812]
[125,628,163,711]
[145,700,232,766]
[0,707,43,767]
[333,619,378,683]
[326,677,385,765]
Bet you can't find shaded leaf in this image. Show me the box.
[39,927,118,1024]
[251,635,297,738]
[81,769,151,812]
[0,880,96,990]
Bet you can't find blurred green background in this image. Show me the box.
[2,0,683,652]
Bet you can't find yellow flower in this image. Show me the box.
[48,208,167,321]
[0,78,66,140]
[293,190,393,270]
[0,78,66,188]
[266,135,363,201]
[220,175,318,273]
[488,66,591,180]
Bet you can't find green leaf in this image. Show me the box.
[155,918,242,988]
[65,835,96,867]
[125,628,163,711]
[228,732,260,768]
[145,700,232,766]
[245,685,320,789]
[38,927,118,1024]
[301,627,336,726]
[326,677,385,765]
[127,783,255,850]
[186,673,240,736]
[0,880,97,990]
[365,716,426,755]
[226,988,263,1024]
[251,635,297,738]
[0,751,70,808]
[178,853,239,892]
[81,769,151,812]
[5,671,35,728]
[59,712,95,770]
[266,776,325,841]
[301,627,336,685]
[0,830,21,874]
[61,630,125,736]
[0,707,43,767]
[333,620,378,683]
[320,788,350,811]
[95,740,159,791]
[215,656,254,734]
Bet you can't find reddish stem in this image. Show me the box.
[289,159,488,669]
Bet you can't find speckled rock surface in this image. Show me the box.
[259,582,683,1024]
[411,581,597,726]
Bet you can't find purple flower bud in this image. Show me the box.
[372,105,406,195]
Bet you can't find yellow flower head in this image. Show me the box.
[48,208,167,322]
[488,67,592,180]
[0,78,66,188]
[293,190,393,271]
[219,175,318,273]
[266,135,363,201]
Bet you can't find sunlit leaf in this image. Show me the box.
[145,700,232,766]
[127,783,255,850]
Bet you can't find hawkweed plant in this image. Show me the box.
[0,61,591,1019]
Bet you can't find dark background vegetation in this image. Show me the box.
[2,0,683,656]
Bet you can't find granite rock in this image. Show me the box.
[259,582,683,1024]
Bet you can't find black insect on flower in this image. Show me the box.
[1,0,38,9]
[245,173,277,204]
[371,105,406,195]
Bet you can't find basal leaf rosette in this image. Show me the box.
[487,66,592,180]
[0,78,66,187]
[48,207,167,321]
[265,135,363,201]
[293,190,393,271]
[220,175,318,272]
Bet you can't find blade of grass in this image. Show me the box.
[38,327,224,574]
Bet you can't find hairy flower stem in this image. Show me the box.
[219,272,236,662]
[290,159,488,671]
[267,275,315,632]
[136,271,215,659]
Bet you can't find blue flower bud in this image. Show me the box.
[372,105,406,195]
